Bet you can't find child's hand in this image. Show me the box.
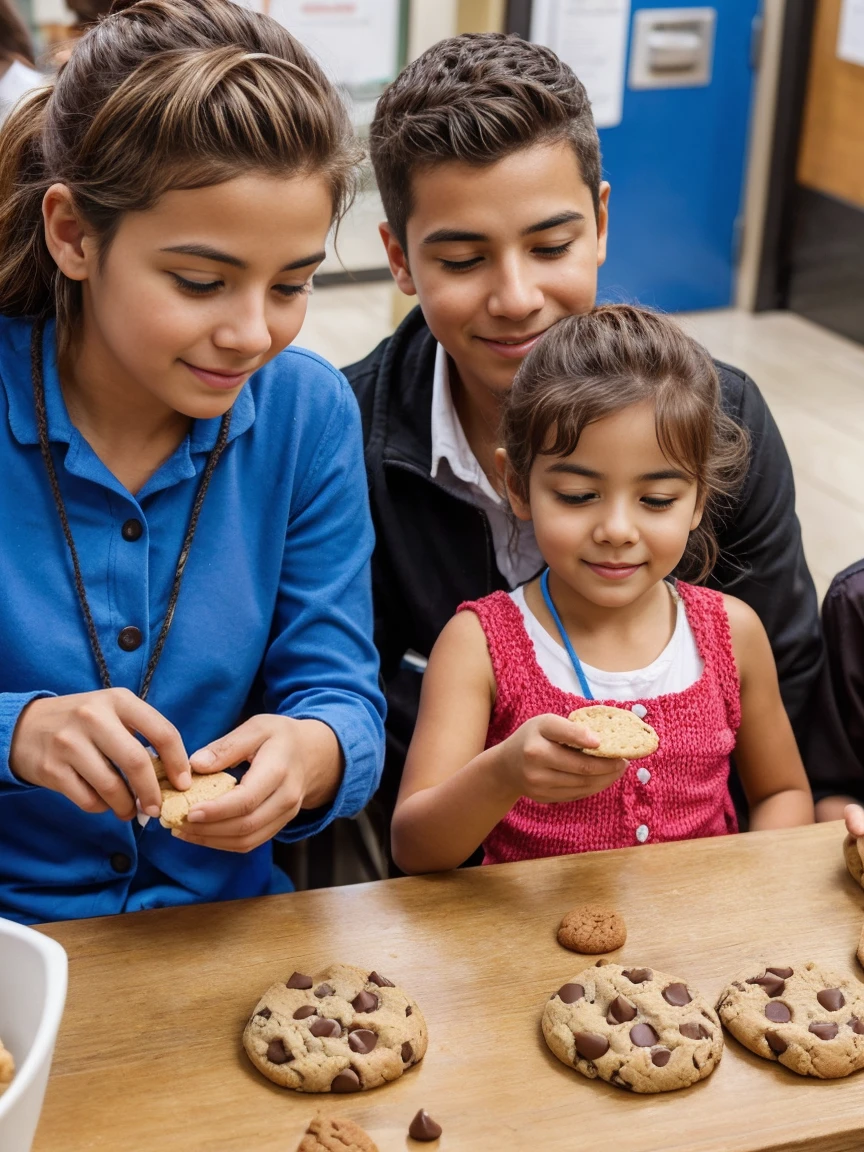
[497,714,627,804]
[9,689,190,819]
[171,715,342,853]
[845,804,864,839]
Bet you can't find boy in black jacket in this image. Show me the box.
[343,33,835,829]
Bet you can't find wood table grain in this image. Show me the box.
[32,821,864,1152]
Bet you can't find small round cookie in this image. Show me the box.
[557,905,626,954]
[568,705,659,760]
[843,833,864,889]
[542,963,722,1092]
[717,962,864,1078]
[244,963,428,1093]
[298,1115,378,1151]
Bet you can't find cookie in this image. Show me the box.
[151,756,237,829]
[557,905,626,954]
[858,922,864,971]
[542,963,722,1092]
[567,705,659,760]
[843,833,864,888]
[717,962,864,1078]
[297,1115,378,1151]
[0,1037,14,1096]
[244,964,428,1093]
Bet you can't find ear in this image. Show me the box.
[42,184,96,283]
[595,181,611,269]
[378,222,417,297]
[496,448,532,521]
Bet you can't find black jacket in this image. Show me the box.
[344,306,823,778]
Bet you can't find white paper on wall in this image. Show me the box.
[838,0,864,66]
[530,0,631,128]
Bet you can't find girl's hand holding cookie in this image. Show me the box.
[9,689,190,819]
[845,803,864,839]
[496,714,627,805]
[172,715,343,853]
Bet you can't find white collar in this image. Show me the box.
[429,342,501,504]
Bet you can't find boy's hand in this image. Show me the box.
[9,689,190,820]
[172,715,342,853]
[497,713,627,804]
[845,803,864,839]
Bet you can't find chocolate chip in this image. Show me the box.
[662,983,692,1007]
[623,968,653,983]
[575,1032,610,1061]
[408,1110,442,1141]
[368,971,395,988]
[679,1023,710,1041]
[314,983,334,999]
[746,973,786,998]
[651,1048,672,1067]
[256,1007,272,1020]
[611,1072,632,1090]
[401,1042,413,1063]
[849,1017,864,1035]
[348,1028,378,1054]
[595,959,607,966]
[405,1005,412,1016]
[352,990,379,1013]
[764,1002,792,1023]
[817,988,845,1012]
[766,1030,787,1054]
[630,1023,659,1047]
[286,972,313,990]
[266,1038,292,1064]
[293,1005,318,1020]
[557,982,585,1004]
[309,1017,341,1038]
[766,967,793,978]
[606,995,637,1024]
[331,1068,361,1093]
[809,1022,839,1041]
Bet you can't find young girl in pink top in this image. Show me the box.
[392,305,813,873]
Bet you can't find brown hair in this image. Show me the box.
[369,32,601,250]
[0,0,359,349]
[0,0,34,64]
[502,305,750,582]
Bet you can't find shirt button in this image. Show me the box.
[117,626,143,651]
[636,824,649,843]
[636,767,651,784]
[632,704,648,719]
[121,518,143,542]
[110,852,131,873]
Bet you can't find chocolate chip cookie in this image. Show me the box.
[557,905,626,954]
[717,962,864,1078]
[244,964,428,1093]
[0,1036,14,1096]
[297,1115,378,1151]
[542,963,722,1092]
[844,833,864,889]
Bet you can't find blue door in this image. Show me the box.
[595,1,760,312]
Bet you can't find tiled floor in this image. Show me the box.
[298,284,864,602]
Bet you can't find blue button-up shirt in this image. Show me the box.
[0,316,385,924]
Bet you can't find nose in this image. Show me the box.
[487,251,544,320]
[593,497,640,548]
[212,293,273,360]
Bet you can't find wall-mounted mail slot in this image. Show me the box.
[629,7,717,89]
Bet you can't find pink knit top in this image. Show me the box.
[457,581,740,864]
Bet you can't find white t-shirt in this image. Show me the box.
[509,581,704,700]
[0,60,44,126]
[430,342,544,587]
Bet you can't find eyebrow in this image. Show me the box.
[160,243,326,272]
[545,463,690,482]
[421,210,584,246]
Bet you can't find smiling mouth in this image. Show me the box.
[583,561,645,580]
[182,361,250,390]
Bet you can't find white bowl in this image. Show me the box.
[0,918,68,1152]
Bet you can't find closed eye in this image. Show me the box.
[642,496,676,509]
[556,492,597,505]
[534,242,573,258]
[171,274,221,296]
[439,256,483,272]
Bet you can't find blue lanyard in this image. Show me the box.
[539,568,594,699]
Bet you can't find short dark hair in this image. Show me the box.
[369,33,602,249]
[502,306,750,583]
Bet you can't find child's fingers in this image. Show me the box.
[539,714,601,750]
[845,803,864,839]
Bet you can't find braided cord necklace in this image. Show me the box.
[30,317,232,702]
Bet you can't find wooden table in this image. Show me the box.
[33,822,864,1152]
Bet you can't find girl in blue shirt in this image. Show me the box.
[0,0,385,923]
